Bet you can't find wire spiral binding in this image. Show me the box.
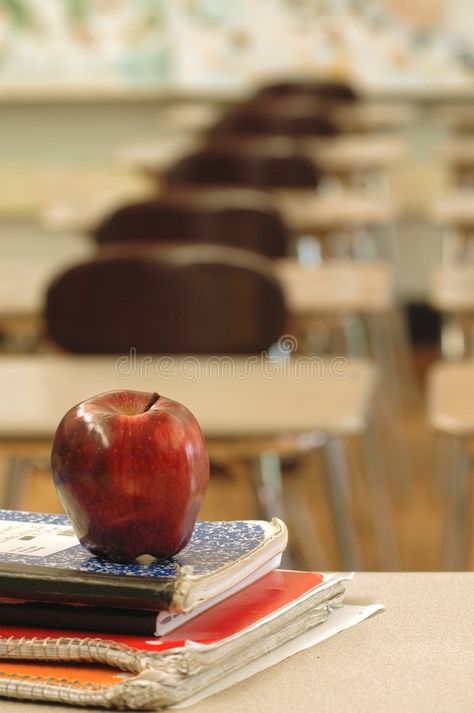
[0,634,155,674]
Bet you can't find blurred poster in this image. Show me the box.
[0,0,169,86]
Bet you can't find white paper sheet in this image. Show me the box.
[172,603,384,708]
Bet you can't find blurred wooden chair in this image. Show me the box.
[427,360,474,569]
[163,141,399,262]
[93,191,290,258]
[250,80,359,105]
[102,150,412,411]
[165,144,322,190]
[163,144,334,261]
[217,82,411,137]
[44,245,287,355]
[207,96,339,140]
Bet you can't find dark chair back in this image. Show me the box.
[93,190,290,258]
[209,96,338,138]
[44,245,287,354]
[252,80,358,104]
[165,146,321,190]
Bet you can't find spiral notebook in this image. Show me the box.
[0,570,350,710]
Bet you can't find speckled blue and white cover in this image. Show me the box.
[0,511,287,611]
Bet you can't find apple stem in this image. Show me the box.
[143,392,160,412]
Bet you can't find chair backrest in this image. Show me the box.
[209,96,338,138]
[44,244,288,355]
[93,190,291,258]
[252,80,358,104]
[165,146,321,189]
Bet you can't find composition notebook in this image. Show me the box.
[0,511,288,620]
[0,569,350,710]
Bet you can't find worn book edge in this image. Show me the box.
[171,517,287,612]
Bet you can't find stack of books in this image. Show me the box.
[0,510,352,709]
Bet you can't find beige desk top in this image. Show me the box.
[333,103,416,133]
[42,188,397,238]
[278,259,393,314]
[0,355,376,441]
[3,572,474,713]
[431,192,474,227]
[430,265,474,312]
[303,135,405,173]
[427,359,474,436]
[273,190,397,232]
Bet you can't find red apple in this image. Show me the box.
[51,390,209,563]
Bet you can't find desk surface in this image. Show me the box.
[278,259,392,314]
[430,265,474,312]
[428,359,474,436]
[3,572,474,713]
[0,355,375,440]
[273,190,397,232]
[431,192,474,227]
[42,189,397,236]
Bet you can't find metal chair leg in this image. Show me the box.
[442,437,471,570]
[322,436,362,570]
[341,315,370,358]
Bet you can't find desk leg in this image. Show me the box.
[250,452,293,568]
[322,437,362,570]
[3,456,32,509]
[387,307,420,411]
[442,438,471,570]
[361,419,400,570]
[373,387,413,504]
[365,313,402,409]
[251,452,286,522]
